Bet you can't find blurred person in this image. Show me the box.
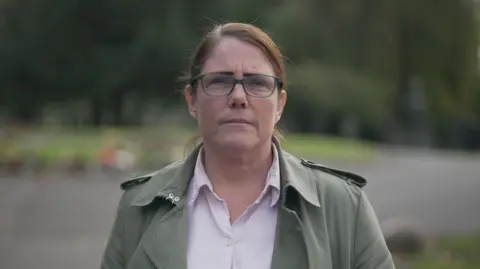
[99,145,116,172]
[101,22,394,269]
[115,148,136,172]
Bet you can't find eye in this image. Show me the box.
[250,78,267,86]
[204,74,232,87]
[245,76,274,90]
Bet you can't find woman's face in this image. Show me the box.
[185,37,287,152]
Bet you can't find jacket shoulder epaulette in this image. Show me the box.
[300,159,367,188]
[120,171,158,191]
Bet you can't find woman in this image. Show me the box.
[101,22,395,269]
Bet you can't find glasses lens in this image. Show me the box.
[202,73,235,96]
[201,73,278,97]
[243,75,276,97]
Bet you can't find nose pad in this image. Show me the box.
[231,83,245,95]
[228,83,248,108]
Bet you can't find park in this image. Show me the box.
[1,0,480,268]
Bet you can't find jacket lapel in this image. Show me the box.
[140,200,189,269]
[129,145,202,269]
[270,204,310,269]
[270,138,323,269]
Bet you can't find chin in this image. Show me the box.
[216,134,259,152]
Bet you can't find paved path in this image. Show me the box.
[0,149,479,269]
[338,149,480,235]
[0,176,123,269]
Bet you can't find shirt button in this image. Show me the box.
[226,238,233,247]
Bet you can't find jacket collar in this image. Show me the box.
[130,138,321,208]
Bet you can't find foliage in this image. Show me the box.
[288,63,394,125]
[0,0,479,148]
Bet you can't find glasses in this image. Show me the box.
[190,72,283,98]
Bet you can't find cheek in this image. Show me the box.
[255,101,278,127]
[196,97,223,121]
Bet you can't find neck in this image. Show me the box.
[202,141,274,188]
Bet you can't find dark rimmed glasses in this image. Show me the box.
[190,72,283,98]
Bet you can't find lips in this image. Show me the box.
[221,118,252,125]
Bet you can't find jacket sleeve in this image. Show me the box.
[100,198,125,269]
[353,191,395,269]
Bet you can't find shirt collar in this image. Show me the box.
[188,144,281,207]
[130,137,321,209]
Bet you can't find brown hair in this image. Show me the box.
[182,22,286,154]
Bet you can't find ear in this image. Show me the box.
[184,85,197,119]
[276,89,287,123]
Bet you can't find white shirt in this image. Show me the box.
[187,145,281,269]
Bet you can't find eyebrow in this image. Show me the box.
[210,71,271,77]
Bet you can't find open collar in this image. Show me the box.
[130,138,320,208]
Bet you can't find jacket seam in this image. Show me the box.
[119,193,127,267]
[352,190,363,268]
[305,167,321,207]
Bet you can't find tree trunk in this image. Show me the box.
[90,98,103,126]
[112,89,126,126]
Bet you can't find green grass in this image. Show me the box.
[406,233,480,269]
[1,126,376,166]
[21,130,103,163]
[283,133,375,161]
[412,257,475,269]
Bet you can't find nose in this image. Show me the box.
[227,82,248,109]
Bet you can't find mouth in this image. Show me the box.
[221,119,252,125]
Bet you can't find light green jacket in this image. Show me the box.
[101,141,395,269]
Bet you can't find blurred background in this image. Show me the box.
[0,0,479,268]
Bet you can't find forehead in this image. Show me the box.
[202,37,274,75]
